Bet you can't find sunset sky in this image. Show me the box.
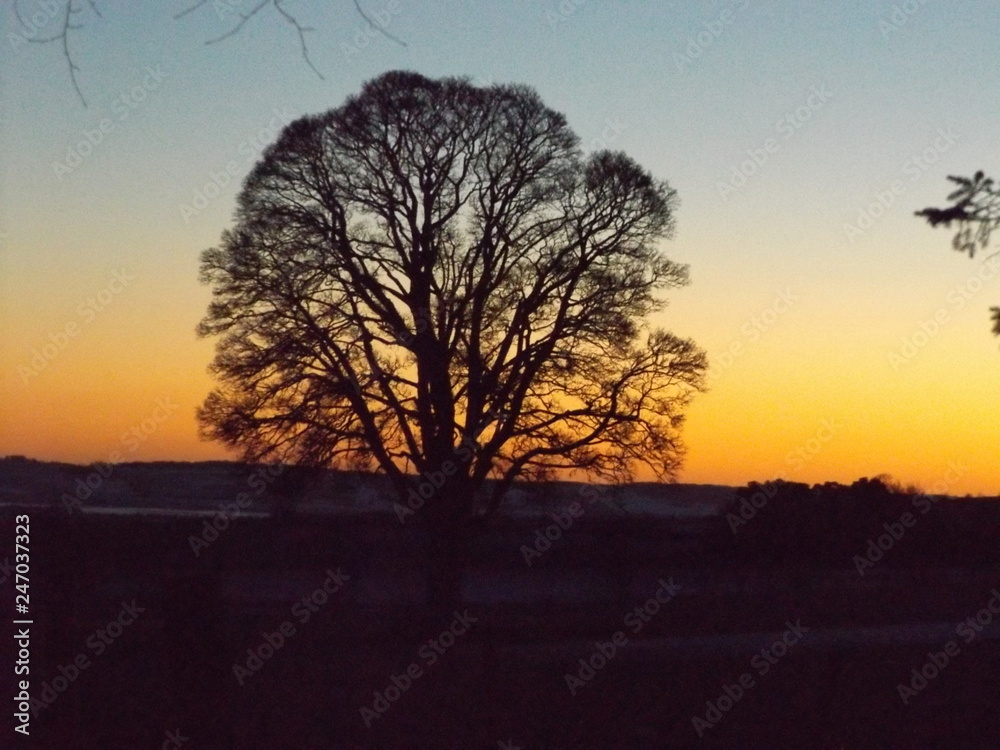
[1,0,998,495]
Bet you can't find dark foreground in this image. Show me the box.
[2,462,1000,748]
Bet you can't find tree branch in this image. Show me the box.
[352,0,407,47]
[18,0,96,107]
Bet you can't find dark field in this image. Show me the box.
[3,459,1000,748]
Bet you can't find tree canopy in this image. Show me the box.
[197,71,707,520]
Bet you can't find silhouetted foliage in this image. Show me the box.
[916,171,1000,256]
[917,170,1000,338]
[726,476,951,564]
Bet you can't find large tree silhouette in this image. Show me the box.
[197,71,706,604]
[917,171,1000,337]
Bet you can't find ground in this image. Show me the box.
[2,459,998,747]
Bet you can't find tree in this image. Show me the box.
[917,171,1000,337]
[197,70,707,606]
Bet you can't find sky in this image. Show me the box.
[1,0,998,496]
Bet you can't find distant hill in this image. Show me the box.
[0,456,735,519]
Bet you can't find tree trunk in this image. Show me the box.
[419,475,482,642]
[422,476,476,612]
[422,505,502,729]
[425,519,466,617]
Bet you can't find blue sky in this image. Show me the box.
[2,0,999,493]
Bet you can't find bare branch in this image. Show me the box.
[61,2,86,107]
[179,0,326,79]
[25,0,409,106]
[173,0,209,20]
[352,0,407,47]
[19,0,97,107]
[273,0,324,80]
[203,0,271,44]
